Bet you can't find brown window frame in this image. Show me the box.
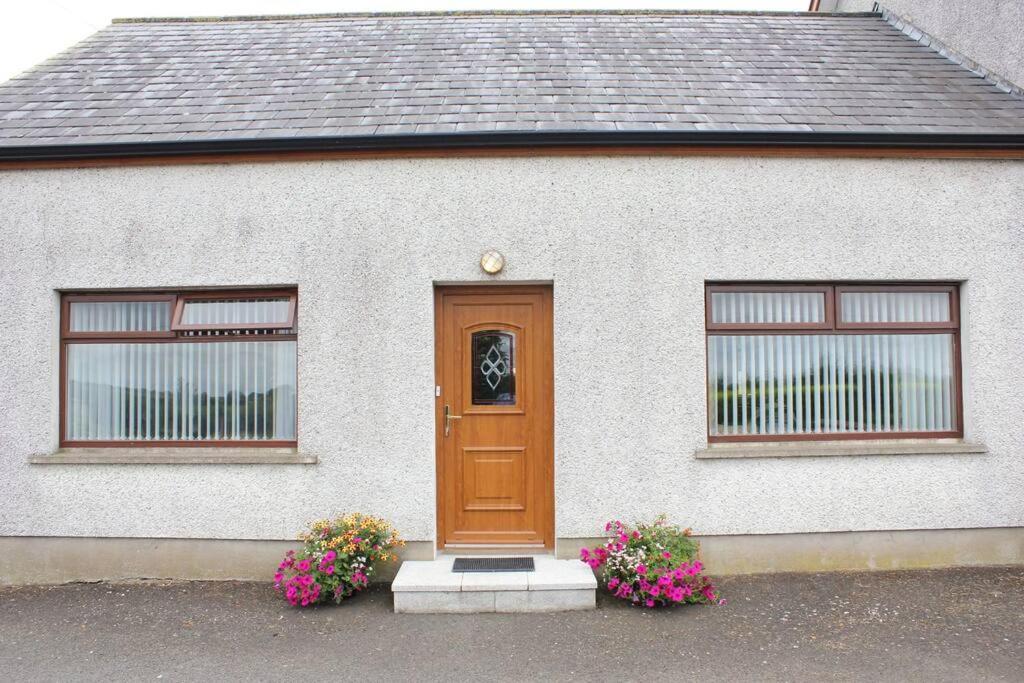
[60,288,298,449]
[705,284,835,331]
[704,282,964,444]
[171,289,298,332]
[62,293,177,339]
[835,284,959,330]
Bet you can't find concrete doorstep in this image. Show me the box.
[391,555,597,613]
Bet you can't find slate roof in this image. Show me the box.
[1,11,1023,150]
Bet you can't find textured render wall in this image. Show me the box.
[831,0,1024,90]
[1,155,1022,544]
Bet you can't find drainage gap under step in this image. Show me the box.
[452,557,535,573]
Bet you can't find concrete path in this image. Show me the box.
[1,567,1021,681]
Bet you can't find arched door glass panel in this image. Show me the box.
[471,331,516,405]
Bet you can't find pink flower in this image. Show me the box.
[296,559,311,572]
[324,550,337,562]
[607,578,620,590]
[649,586,661,598]
[637,564,647,576]
[325,564,335,575]
[580,548,590,561]
[632,531,641,539]
[645,599,655,607]
[273,572,284,585]
[662,551,672,559]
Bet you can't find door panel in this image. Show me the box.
[436,286,553,547]
[461,447,526,511]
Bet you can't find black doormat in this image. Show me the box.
[452,557,535,573]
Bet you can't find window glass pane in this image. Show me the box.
[65,341,296,441]
[180,297,291,326]
[707,333,956,437]
[711,291,825,325]
[472,331,515,405]
[841,291,951,324]
[69,301,170,332]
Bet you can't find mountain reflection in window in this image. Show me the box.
[472,331,515,405]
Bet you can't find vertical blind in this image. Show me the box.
[65,340,297,442]
[69,301,170,332]
[707,333,956,437]
[840,291,951,324]
[711,291,826,325]
[180,297,292,326]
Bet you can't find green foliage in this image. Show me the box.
[636,514,700,566]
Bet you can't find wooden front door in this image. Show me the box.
[435,286,554,548]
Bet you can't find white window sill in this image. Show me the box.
[694,439,988,460]
[29,447,317,465]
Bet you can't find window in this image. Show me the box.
[172,292,296,331]
[471,330,516,405]
[60,290,297,447]
[705,284,961,442]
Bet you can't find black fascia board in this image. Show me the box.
[1,130,1023,161]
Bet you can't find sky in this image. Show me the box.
[0,0,804,82]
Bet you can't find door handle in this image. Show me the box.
[444,404,462,437]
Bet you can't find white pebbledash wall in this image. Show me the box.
[1,155,1022,546]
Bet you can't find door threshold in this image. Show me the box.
[439,544,552,556]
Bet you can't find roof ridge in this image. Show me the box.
[111,9,881,24]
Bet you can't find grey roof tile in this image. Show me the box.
[1,11,1022,147]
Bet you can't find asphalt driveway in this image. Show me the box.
[1,566,1021,681]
